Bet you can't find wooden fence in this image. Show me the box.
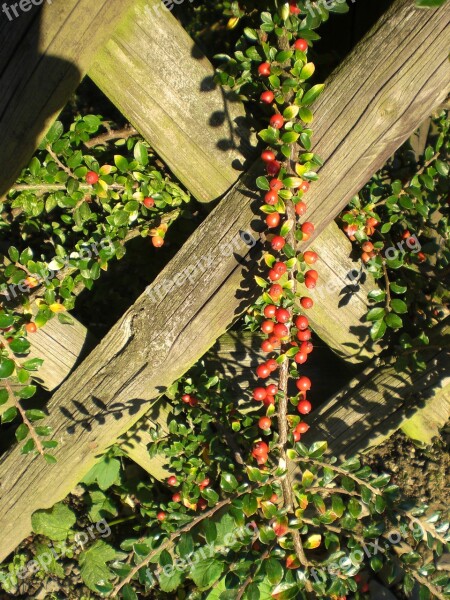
[0,0,449,564]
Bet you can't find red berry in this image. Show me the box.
[86,171,99,185]
[303,251,318,265]
[252,441,269,456]
[270,493,278,503]
[199,478,210,490]
[25,322,37,334]
[294,351,307,364]
[266,160,281,176]
[301,222,314,235]
[300,341,313,354]
[270,178,283,191]
[294,38,308,52]
[266,212,280,228]
[198,498,208,510]
[298,399,312,414]
[266,384,278,395]
[273,323,288,339]
[172,492,182,502]
[181,394,191,404]
[269,284,283,301]
[256,364,271,379]
[289,3,301,14]
[268,269,280,282]
[262,394,275,407]
[259,416,272,430]
[260,90,274,104]
[167,476,177,486]
[273,262,287,276]
[296,376,311,391]
[271,236,285,251]
[367,217,378,227]
[300,181,310,193]
[295,315,309,330]
[360,583,370,593]
[305,276,316,289]
[157,511,166,521]
[143,197,155,208]
[262,150,276,163]
[253,387,267,401]
[295,201,307,216]
[268,335,281,348]
[300,297,313,309]
[258,62,271,76]
[296,421,310,434]
[152,236,165,248]
[264,305,277,318]
[189,397,198,407]
[362,241,374,252]
[261,339,274,353]
[294,430,301,442]
[265,190,278,205]
[275,308,290,323]
[297,328,311,342]
[270,114,284,129]
[305,269,318,281]
[266,358,278,372]
[261,320,275,334]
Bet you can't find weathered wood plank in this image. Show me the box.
[304,341,450,460]
[0,0,448,561]
[89,0,251,203]
[0,0,133,197]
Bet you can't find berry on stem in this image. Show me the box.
[271,236,286,251]
[25,322,37,334]
[258,62,271,76]
[266,213,281,228]
[86,171,99,185]
[256,364,271,379]
[253,387,267,401]
[303,251,318,265]
[259,416,272,430]
[300,297,314,309]
[260,90,274,104]
[294,38,308,52]
[143,197,155,208]
[295,315,309,330]
[262,150,276,163]
[298,399,312,414]
[270,114,284,129]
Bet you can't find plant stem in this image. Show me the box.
[46,145,76,180]
[84,126,139,149]
[4,379,44,455]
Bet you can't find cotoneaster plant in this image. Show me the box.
[0,115,192,457]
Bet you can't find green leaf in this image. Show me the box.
[243,494,258,517]
[17,385,36,399]
[299,62,315,80]
[134,141,149,166]
[15,423,29,442]
[82,457,121,491]
[265,558,283,585]
[390,282,407,294]
[299,107,313,123]
[220,472,238,493]
[159,565,184,593]
[34,541,65,577]
[1,407,17,424]
[415,0,446,7]
[386,313,403,329]
[281,132,299,144]
[190,559,223,589]
[0,313,14,328]
[256,176,270,191]
[0,388,8,406]
[0,358,15,379]
[366,307,385,322]
[22,358,44,371]
[390,299,407,314]
[25,409,46,421]
[21,438,36,454]
[368,289,386,302]
[370,318,387,341]
[45,121,64,144]
[79,540,116,591]
[309,441,327,459]
[283,105,299,120]
[301,84,325,106]
[114,155,129,173]
[31,503,76,541]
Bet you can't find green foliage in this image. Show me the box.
[0,115,192,456]
[340,111,449,370]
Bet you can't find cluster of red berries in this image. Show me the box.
[251,35,321,465]
[181,393,199,407]
[157,474,211,520]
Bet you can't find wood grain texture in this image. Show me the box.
[0,0,133,197]
[302,319,450,461]
[0,0,448,561]
[89,0,252,203]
